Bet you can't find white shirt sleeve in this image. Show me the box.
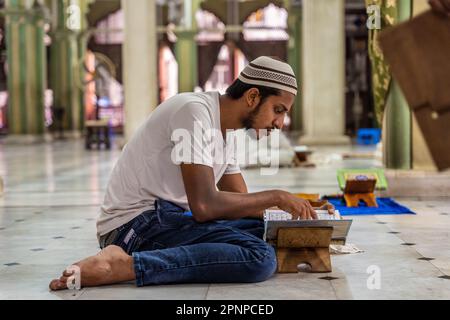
[224,163,241,175]
[169,102,215,168]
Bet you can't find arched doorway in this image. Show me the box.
[197,3,289,93]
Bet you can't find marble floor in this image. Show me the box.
[0,139,449,300]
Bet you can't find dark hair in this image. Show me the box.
[225,79,280,104]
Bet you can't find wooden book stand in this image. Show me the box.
[337,169,387,208]
[344,178,378,208]
[276,227,333,273]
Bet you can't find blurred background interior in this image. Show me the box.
[0,0,441,172]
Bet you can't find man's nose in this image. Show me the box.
[274,116,285,130]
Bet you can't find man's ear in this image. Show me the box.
[245,88,261,110]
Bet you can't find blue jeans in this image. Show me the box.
[107,200,277,286]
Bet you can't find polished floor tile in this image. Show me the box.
[78,283,210,300]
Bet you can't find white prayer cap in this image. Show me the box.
[238,56,298,96]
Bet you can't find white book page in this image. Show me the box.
[264,210,341,221]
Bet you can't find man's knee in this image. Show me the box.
[245,244,277,283]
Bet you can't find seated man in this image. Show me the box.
[50,56,320,290]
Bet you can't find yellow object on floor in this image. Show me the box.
[295,193,320,201]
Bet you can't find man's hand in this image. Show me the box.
[429,0,450,17]
[277,192,318,220]
[318,202,336,215]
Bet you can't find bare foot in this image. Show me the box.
[49,245,136,291]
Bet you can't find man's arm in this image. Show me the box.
[181,164,317,223]
[217,173,248,194]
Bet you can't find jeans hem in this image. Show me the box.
[132,252,145,287]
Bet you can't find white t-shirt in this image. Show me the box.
[97,92,240,237]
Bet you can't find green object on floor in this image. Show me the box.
[337,169,388,191]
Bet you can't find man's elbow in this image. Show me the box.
[190,201,214,223]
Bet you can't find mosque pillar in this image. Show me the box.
[48,0,92,136]
[4,0,47,137]
[174,0,202,93]
[122,0,158,142]
[287,0,302,131]
[384,0,412,169]
[300,0,349,145]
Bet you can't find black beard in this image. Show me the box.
[242,102,263,130]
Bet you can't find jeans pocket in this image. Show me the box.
[157,209,196,230]
[114,227,143,254]
[113,214,150,253]
[157,210,180,228]
[156,200,191,229]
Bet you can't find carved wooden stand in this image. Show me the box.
[344,192,378,208]
[275,227,333,273]
[343,178,378,208]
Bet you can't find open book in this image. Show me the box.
[263,209,353,243]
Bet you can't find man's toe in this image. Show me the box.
[49,279,67,291]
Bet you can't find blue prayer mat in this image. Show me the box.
[325,197,416,216]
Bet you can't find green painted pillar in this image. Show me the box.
[175,30,198,93]
[384,0,412,169]
[175,0,202,93]
[49,0,90,134]
[287,1,302,131]
[5,0,47,135]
